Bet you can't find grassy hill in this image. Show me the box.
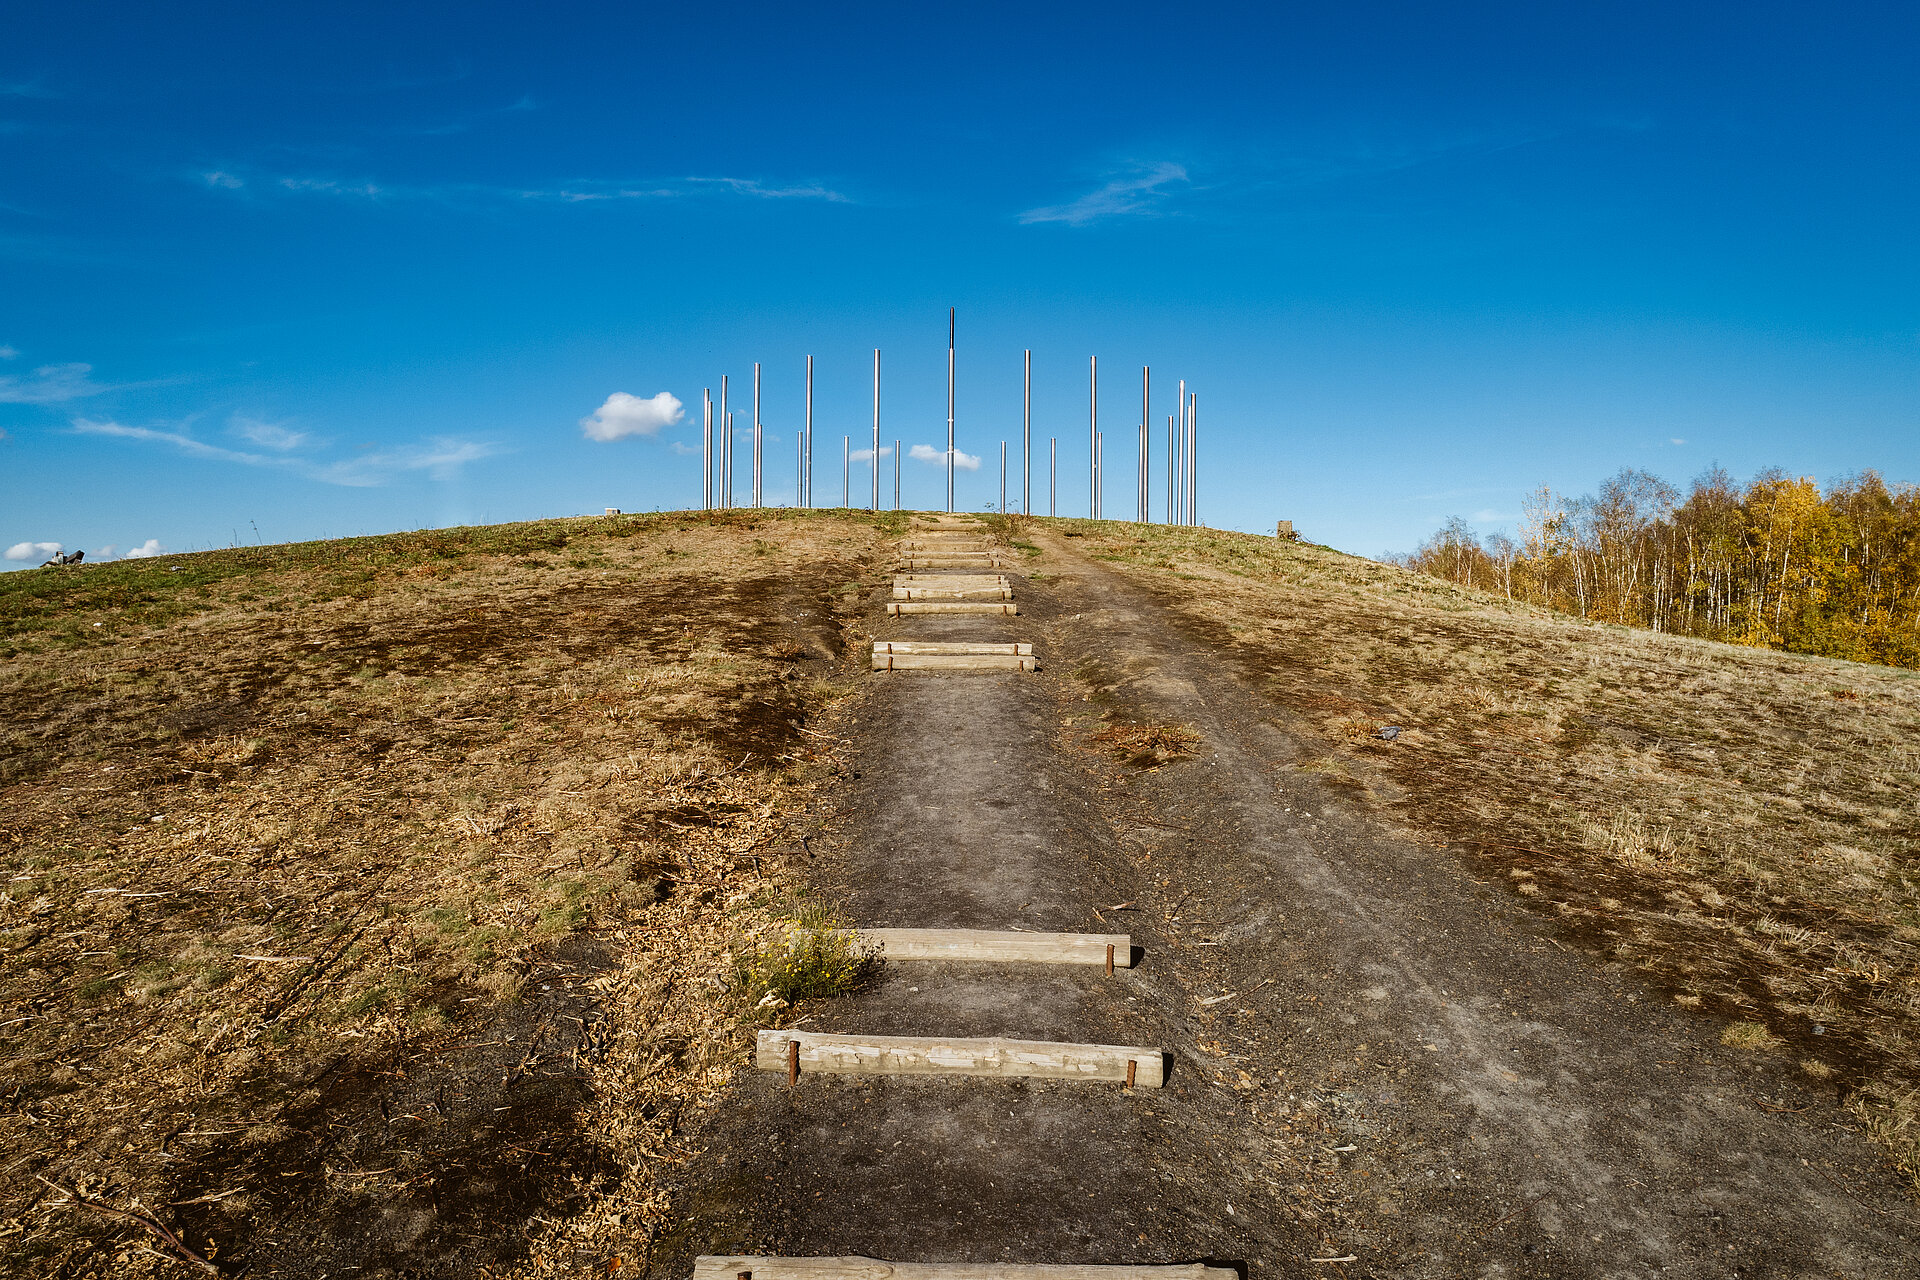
[4,509,1917,1274]
[1051,517,1920,1186]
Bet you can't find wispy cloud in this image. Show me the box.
[0,344,18,359]
[308,438,500,486]
[197,169,851,208]
[850,445,894,463]
[1019,162,1189,227]
[230,416,310,450]
[123,538,166,559]
[73,417,499,486]
[0,79,55,99]
[5,540,62,561]
[0,362,107,404]
[581,391,683,441]
[909,443,982,471]
[411,94,537,136]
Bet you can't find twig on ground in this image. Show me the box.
[36,1176,220,1275]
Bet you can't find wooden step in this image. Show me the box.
[892,574,1011,585]
[891,587,1013,600]
[696,1260,1235,1280]
[755,1031,1164,1086]
[875,642,1032,654]
[886,602,1018,616]
[872,653,1036,671]
[859,928,1130,967]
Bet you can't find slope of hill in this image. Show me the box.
[0,510,898,1276]
[1052,517,1920,1186]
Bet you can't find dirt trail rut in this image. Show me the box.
[657,523,1918,1279]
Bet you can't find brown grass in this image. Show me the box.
[0,509,901,1275]
[1058,518,1920,1187]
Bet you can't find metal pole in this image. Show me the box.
[1049,436,1056,517]
[946,308,956,514]
[1167,379,1182,525]
[894,439,901,510]
[1140,366,1149,523]
[702,388,713,510]
[1088,356,1098,518]
[805,355,814,508]
[725,412,735,508]
[871,349,881,512]
[720,375,731,510]
[1166,414,1175,524]
[1190,393,1198,526]
[1022,349,1031,516]
[752,363,762,508]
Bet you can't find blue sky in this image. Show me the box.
[4,1,1917,566]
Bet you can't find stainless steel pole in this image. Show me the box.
[720,375,731,510]
[1190,393,1198,526]
[1140,365,1149,523]
[1166,414,1175,524]
[1096,431,1103,519]
[946,308,956,514]
[871,349,881,512]
[796,431,802,507]
[1022,349,1031,516]
[1176,379,1187,525]
[804,354,814,508]
[752,362,762,508]
[1090,356,1099,518]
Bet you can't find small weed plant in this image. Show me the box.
[734,902,873,1019]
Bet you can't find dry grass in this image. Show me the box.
[1087,721,1204,767]
[1058,518,1920,1187]
[0,509,901,1275]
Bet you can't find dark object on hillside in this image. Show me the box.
[1375,725,1401,741]
[1276,520,1300,541]
[40,550,84,567]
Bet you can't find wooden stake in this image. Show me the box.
[1125,1058,1137,1089]
[787,1039,799,1086]
[1106,943,1115,975]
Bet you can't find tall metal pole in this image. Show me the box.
[702,388,713,510]
[1022,349,1032,516]
[871,349,881,512]
[1166,414,1175,524]
[720,375,731,510]
[804,355,814,508]
[894,440,901,510]
[944,307,960,514]
[1088,356,1098,518]
[1139,366,1149,523]
[1189,393,1198,526]
[1167,379,1182,525]
[1049,436,1056,517]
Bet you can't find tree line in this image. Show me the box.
[1396,468,1920,669]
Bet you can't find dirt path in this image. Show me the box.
[657,523,1919,1279]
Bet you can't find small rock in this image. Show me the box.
[1375,725,1401,741]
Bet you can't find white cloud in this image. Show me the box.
[203,170,244,190]
[849,445,894,463]
[909,443,982,470]
[230,416,309,450]
[1019,162,1189,227]
[581,391,683,442]
[6,540,61,561]
[0,344,18,359]
[95,545,116,558]
[1670,437,1686,445]
[123,539,166,558]
[0,361,105,404]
